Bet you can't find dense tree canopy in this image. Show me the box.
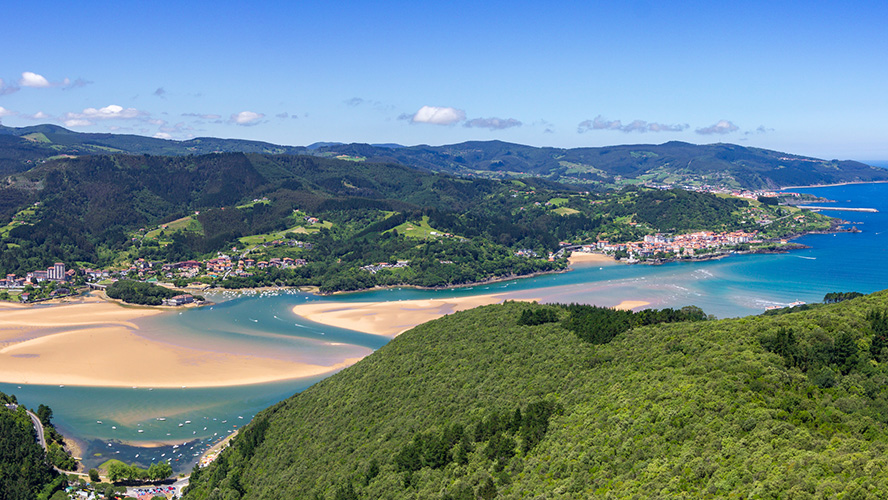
[184,292,888,499]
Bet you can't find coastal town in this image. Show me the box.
[0,223,810,304]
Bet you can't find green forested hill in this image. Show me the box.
[2,124,886,189]
[184,293,888,499]
[1,147,823,283]
[0,152,508,275]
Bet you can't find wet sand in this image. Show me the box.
[0,298,364,388]
[613,300,651,310]
[292,294,537,337]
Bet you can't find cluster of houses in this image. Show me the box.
[637,180,782,201]
[515,249,540,258]
[360,260,410,274]
[118,251,310,281]
[584,230,761,260]
[692,186,780,200]
[0,262,71,289]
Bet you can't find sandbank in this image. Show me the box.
[613,300,651,310]
[567,252,616,266]
[0,299,161,332]
[0,326,364,388]
[0,299,364,388]
[293,294,536,337]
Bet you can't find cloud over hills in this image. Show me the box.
[230,111,265,125]
[696,120,739,135]
[409,106,466,125]
[577,115,688,133]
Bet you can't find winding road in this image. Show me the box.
[23,408,48,450]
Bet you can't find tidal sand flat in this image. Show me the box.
[613,300,651,310]
[0,298,364,388]
[292,294,538,337]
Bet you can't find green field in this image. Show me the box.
[552,206,580,216]
[236,198,271,209]
[144,216,203,240]
[387,215,450,240]
[237,221,331,246]
[22,132,51,143]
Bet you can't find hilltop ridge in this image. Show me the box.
[2,124,886,189]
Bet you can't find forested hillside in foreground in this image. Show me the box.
[184,293,888,499]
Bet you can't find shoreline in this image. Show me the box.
[292,294,652,339]
[292,294,540,337]
[0,224,845,389]
[0,298,367,388]
[321,267,571,296]
[780,180,888,190]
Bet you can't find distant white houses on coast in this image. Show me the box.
[164,294,195,306]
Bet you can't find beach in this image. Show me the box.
[0,297,365,388]
[613,300,650,310]
[567,251,617,266]
[292,294,536,337]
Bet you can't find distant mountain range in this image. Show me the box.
[2,124,886,189]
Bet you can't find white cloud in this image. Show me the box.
[230,111,265,125]
[464,117,522,130]
[578,115,688,133]
[153,132,173,139]
[20,71,51,88]
[61,104,147,127]
[410,105,466,125]
[64,119,92,127]
[696,120,739,135]
[27,111,51,120]
[0,106,15,117]
[64,104,144,122]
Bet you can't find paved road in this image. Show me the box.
[19,406,80,475]
[23,408,47,450]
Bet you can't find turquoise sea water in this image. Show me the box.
[2,182,886,472]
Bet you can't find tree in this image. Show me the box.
[107,462,131,482]
[89,469,100,483]
[36,404,53,427]
[833,331,858,373]
[476,476,497,500]
[148,461,172,481]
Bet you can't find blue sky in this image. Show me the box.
[2,1,887,160]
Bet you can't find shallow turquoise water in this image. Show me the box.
[2,182,886,472]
